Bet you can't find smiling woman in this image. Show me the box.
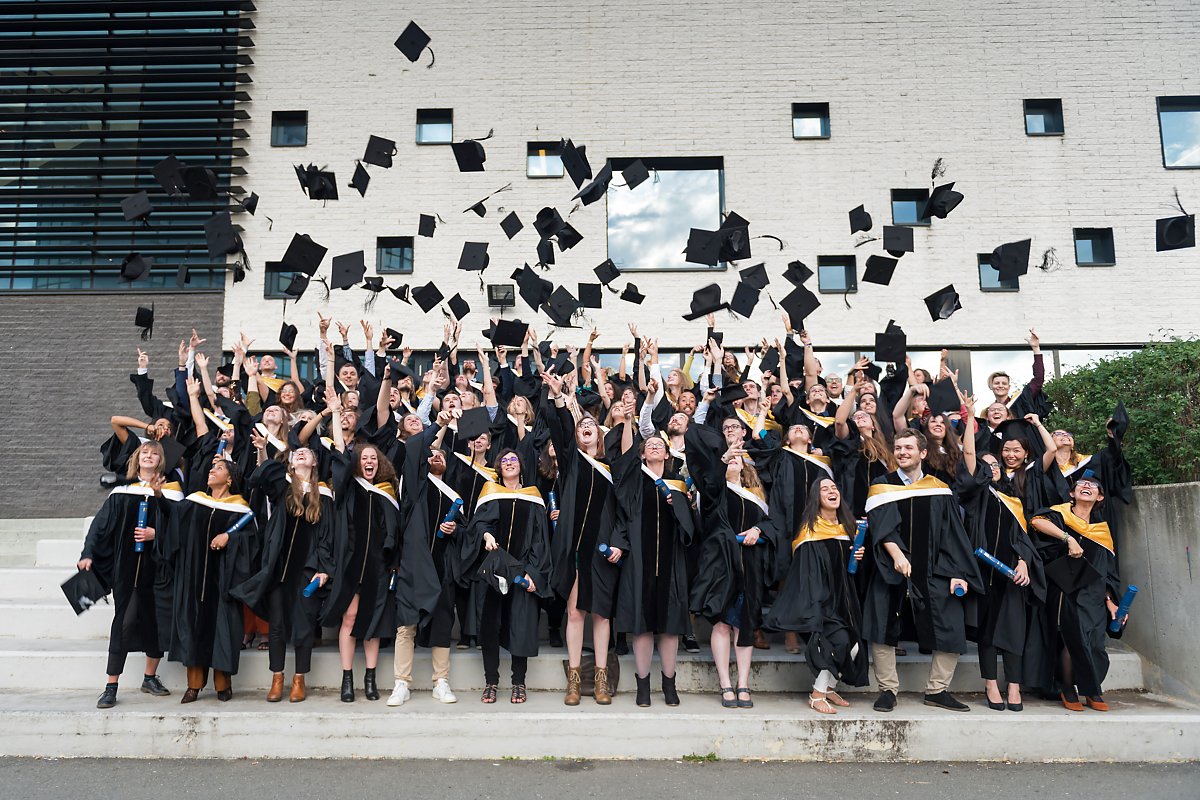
[606,157,724,271]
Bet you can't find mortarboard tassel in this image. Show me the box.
[316,276,332,302]
[931,157,947,182]
[1036,247,1062,272]
[752,234,786,250]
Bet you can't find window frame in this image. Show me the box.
[791,102,831,140]
[270,110,308,147]
[977,253,1020,292]
[890,188,931,227]
[816,255,857,294]
[263,261,295,299]
[375,236,415,275]
[415,108,453,145]
[526,141,564,178]
[1073,228,1116,267]
[1156,96,1200,170]
[1023,98,1065,136]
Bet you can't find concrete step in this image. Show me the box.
[1,689,1195,761]
[0,519,89,567]
[0,636,1146,694]
[0,567,74,600]
[36,537,87,568]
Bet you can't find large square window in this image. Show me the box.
[978,254,1019,292]
[264,261,295,299]
[891,189,930,226]
[1073,228,1115,266]
[1157,96,1200,168]
[817,256,856,293]
[416,108,453,144]
[792,102,830,139]
[527,141,564,178]
[1024,98,1064,135]
[606,156,723,271]
[270,111,308,147]
[376,236,414,274]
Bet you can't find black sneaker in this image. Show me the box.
[682,634,700,653]
[97,684,118,709]
[924,691,970,712]
[141,674,170,696]
[872,689,897,712]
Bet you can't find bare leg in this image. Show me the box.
[591,613,611,667]
[339,594,360,671]
[732,626,753,690]
[143,655,161,677]
[656,633,679,678]
[710,622,733,688]
[632,632,654,678]
[565,577,584,668]
[363,637,380,670]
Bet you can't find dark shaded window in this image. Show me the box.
[271,111,308,147]
[1074,228,1116,266]
[978,254,1019,292]
[891,189,931,226]
[376,236,414,274]
[416,109,453,144]
[792,102,831,139]
[1024,99,1064,135]
[817,256,856,293]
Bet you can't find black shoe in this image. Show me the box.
[340,670,355,703]
[635,674,651,707]
[661,673,680,707]
[181,687,200,704]
[872,690,897,712]
[548,628,564,648]
[924,691,970,712]
[614,633,629,656]
[682,634,700,654]
[217,688,233,702]
[986,699,1006,711]
[141,674,170,696]
[363,668,379,701]
[1007,701,1023,712]
[96,684,118,709]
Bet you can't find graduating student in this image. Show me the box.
[831,381,896,519]
[861,429,983,713]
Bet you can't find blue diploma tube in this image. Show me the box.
[548,491,558,531]
[303,577,321,598]
[512,574,530,589]
[225,510,255,535]
[974,547,1018,581]
[216,438,227,458]
[437,498,463,539]
[388,571,398,592]
[735,534,764,545]
[848,520,868,575]
[654,477,672,502]
[953,585,966,597]
[1109,585,1138,633]
[685,477,694,492]
[135,499,148,553]
[598,543,623,564]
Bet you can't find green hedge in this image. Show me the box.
[1045,338,1200,486]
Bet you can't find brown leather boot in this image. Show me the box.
[267,672,285,703]
[564,666,582,706]
[289,673,306,703]
[594,666,612,705]
[753,629,770,650]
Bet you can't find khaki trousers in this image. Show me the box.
[393,624,450,684]
[870,643,958,694]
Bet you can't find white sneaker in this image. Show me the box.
[431,678,458,704]
[387,680,411,707]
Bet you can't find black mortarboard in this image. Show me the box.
[556,222,583,251]
[717,211,752,261]
[283,272,309,299]
[1156,214,1195,251]
[512,264,554,310]
[924,284,962,321]
[362,276,385,295]
[862,361,883,382]
[182,165,219,200]
[729,281,760,318]
[349,162,370,197]
[779,286,820,327]
[684,228,721,266]
[152,155,186,196]
[451,140,486,172]
[534,207,565,239]
[921,182,964,220]
[620,283,645,304]
[239,192,259,215]
[466,200,487,217]
[849,204,873,234]
[783,260,813,286]
[456,406,491,440]
[121,253,153,281]
[719,382,749,404]
[61,569,108,615]
[412,281,444,313]
[578,283,603,308]
[492,318,529,348]
[418,214,437,237]
[622,159,650,189]
[383,328,404,349]
[706,327,724,347]
[279,322,298,351]
[447,293,471,320]
[1108,400,1129,444]
[1044,555,1103,595]
[573,162,613,206]
[882,225,914,257]
[593,259,620,285]
[862,254,899,285]
[478,547,525,595]
[759,346,779,376]
[784,335,804,375]
[158,435,186,472]
[536,238,555,266]
[458,241,489,272]
[363,135,397,168]
[388,358,414,382]
[389,284,411,303]
[134,305,154,339]
[874,321,907,363]
[682,284,727,321]
[551,349,575,375]
[331,250,366,290]
[203,211,241,259]
[542,285,581,328]
[927,379,960,415]
[991,238,1032,280]
[121,191,153,223]
[500,211,523,239]
[394,20,431,62]
[299,164,339,201]
[175,262,190,288]
[738,263,769,290]
[559,138,592,188]
[281,233,327,275]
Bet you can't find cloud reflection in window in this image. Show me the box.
[606,168,722,270]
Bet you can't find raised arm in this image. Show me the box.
[581,327,598,386]
[326,385,346,453]
[376,362,393,429]
[195,351,217,409]
[800,329,819,390]
[775,338,794,406]
[187,376,209,439]
[961,395,977,475]
[477,343,497,410]
[1026,413,1058,471]
[834,380,858,440]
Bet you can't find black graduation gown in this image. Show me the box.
[460,484,553,658]
[762,444,836,582]
[829,424,890,519]
[860,472,984,654]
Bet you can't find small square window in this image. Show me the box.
[1157,96,1200,168]
[263,261,295,298]
[817,256,856,293]
[527,141,564,178]
[891,189,930,226]
[416,108,453,144]
[376,236,414,274]
[978,254,1019,292]
[792,102,830,139]
[1024,98,1064,135]
[1074,228,1115,266]
[270,111,308,147]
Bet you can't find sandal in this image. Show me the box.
[720,687,737,708]
[481,684,498,704]
[736,688,754,709]
[511,684,527,704]
[825,691,850,707]
[809,693,837,715]
[257,640,270,651]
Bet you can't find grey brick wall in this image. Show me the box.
[0,292,224,518]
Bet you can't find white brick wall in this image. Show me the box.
[224,0,1200,352]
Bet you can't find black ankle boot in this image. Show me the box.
[661,672,680,707]
[96,684,118,709]
[340,669,355,703]
[363,668,379,701]
[635,673,651,707]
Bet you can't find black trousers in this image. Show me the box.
[267,585,313,674]
[480,589,527,686]
[978,643,1022,683]
[106,593,163,676]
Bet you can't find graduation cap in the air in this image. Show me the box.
[924,285,962,321]
[238,192,259,216]
[451,139,487,172]
[158,435,187,473]
[121,253,153,282]
[882,225,914,257]
[152,155,187,196]
[874,320,907,363]
[1044,555,1103,595]
[418,214,437,238]
[682,283,728,320]
[458,242,489,272]
[684,228,722,267]
[536,238,555,266]
[991,238,1032,280]
[729,281,760,318]
[555,222,583,251]
[295,164,338,201]
[363,135,397,168]
[578,283,603,308]
[61,569,109,615]
[534,207,565,240]
[927,379,961,415]
[620,283,645,305]
[203,211,242,259]
[389,284,411,303]
[478,547,526,595]
[412,281,444,313]
[361,277,386,309]
[330,250,366,290]
[121,191,153,223]
[380,328,404,351]
[388,359,415,383]
[622,159,650,189]
[182,165,219,201]
[283,272,309,300]
[349,162,370,197]
[1156,214,1195,252]
[512,264,554,310]
[394,20,432,63]
[455,406,491,441]
[542,285,581,327]
[1108,400,1130,444]
[500,211,523,239]
[849,205,873,234]
[492,318,530,348]
[134,304,154,339]
[719,382,749,404]
[779,285,820,328]
[717,211,752,261]
[465,199,487,217]
[281,233,327,276]
[559,138,592,188]
[593,258,620,286]
[738,263,769,290]
[783,260,813,286]
[921,182,964,220]
[758,346,779,376]
[573,162,613,206]
[447,293,471,320]
[279,322,298,351]
[862,254,899,285]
